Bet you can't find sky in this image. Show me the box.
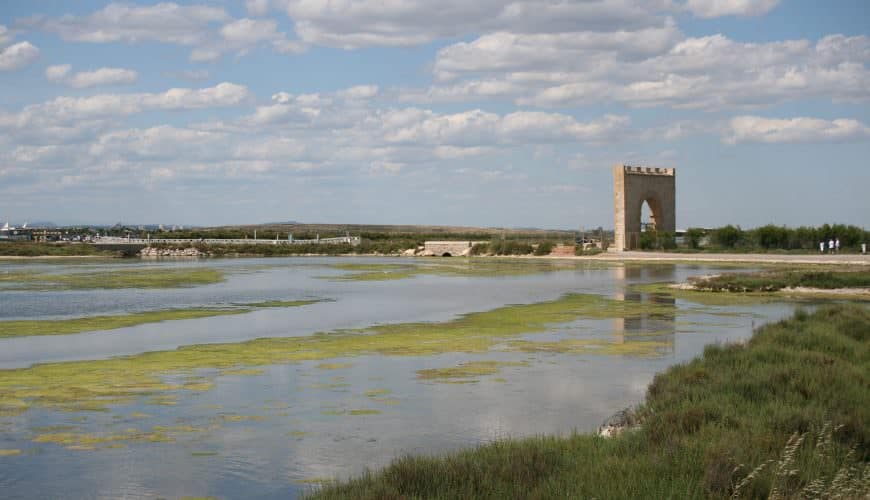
[0,0,868,229]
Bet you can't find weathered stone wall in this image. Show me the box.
[613,165,676,251]
[422,241,475,257]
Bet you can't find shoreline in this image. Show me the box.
[3,250,868,266]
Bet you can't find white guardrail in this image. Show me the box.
[96,236,361,246]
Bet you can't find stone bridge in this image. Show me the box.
[422,241,479,257]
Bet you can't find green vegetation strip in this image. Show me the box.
[326,259,613,282]
[0,309,246,339]
[0,300,321,339]
[0,294,672,415]
[690,269,870,292]
[313,305,870,499]
[0,267,225,290]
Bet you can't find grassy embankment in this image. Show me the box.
[313,305,870,499]
[0,300,320,339]
[0,242,115,257]
[633,269,870,306]
[688,269,870,292]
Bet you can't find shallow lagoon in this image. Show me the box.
[0,257,803,498]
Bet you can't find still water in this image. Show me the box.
[0,257,800,499]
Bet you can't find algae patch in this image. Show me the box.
[324,259,614,282]
[0,449,21,456]
[0,298,323,339]
[0,308,247,339]
[316,363,353,370]
[0,267,224,291]
[0,293,674,416]
[417,361,528,382]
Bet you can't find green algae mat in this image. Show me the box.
[0,267,225,291]
[0,300,322,339]
[0,293,675,417]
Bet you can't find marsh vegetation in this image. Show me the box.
[314,306,870,499]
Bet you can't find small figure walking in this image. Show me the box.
[835,238,840,253]
[819,241,825,254]
[862,242,867,255]
[829,238,835,255]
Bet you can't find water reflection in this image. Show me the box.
[0,258,804,499]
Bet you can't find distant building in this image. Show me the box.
[0,224,32,241]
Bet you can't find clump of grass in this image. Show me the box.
[691,269,870,293]
[312,305,870,499]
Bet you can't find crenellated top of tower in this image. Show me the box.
[619,165,675,176]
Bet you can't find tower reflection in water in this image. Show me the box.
[612,265,676,354]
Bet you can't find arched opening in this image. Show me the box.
[441,252,452,257]
[640,199,658,233]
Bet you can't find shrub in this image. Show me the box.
[712,225,742,248]
[533,241,555,256]
[685,228,705,249]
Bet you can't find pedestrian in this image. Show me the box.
[835,238,840,253]
[820,241,825,253]
[862,242,867,255]
[829,238,835,254]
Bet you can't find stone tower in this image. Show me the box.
[613,165,676,251]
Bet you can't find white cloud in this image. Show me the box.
[337,85,379,100]
[380,109,629,146]
[46,65,138,88]
[164,69,210,82]
[220,18,280,44]
[246,0,272,17]
[279,0,671,49]
[45,64,71,82]
[684,0,780,18]
[0,41,39,71]
[0,25,10,46]
[189,48,222,62]
[0,83,251,133]
[725,116,870,144]
[432,25,680,81]
[412,32,870,110]
[34,2,229,45]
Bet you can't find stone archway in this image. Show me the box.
[613,165,676,251]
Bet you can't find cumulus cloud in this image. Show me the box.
[45,64,71,82]
[684,0,780,18]
[378,109,629,146]
[46,65,138,88]
[410,32,870,110]
[27,3,303,62]
[0,83,251,133]
[220,18,279,44]
[0,41,39,71]
[278,0,671,49]
[337,85,379,100]
[725,116,870,144]
[245,0,272,17]
[32,2,229,44]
